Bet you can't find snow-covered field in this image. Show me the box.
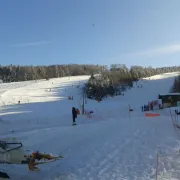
[0,72,180,180]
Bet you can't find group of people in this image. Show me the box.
[175,109,180,115]
[141,101,162,112]
[141,104,151,111]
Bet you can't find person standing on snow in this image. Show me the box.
[72,107,77,125]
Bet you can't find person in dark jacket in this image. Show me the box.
[141,105,144,112]
[72,107,77,125]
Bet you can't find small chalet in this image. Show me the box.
[158,93,180,108]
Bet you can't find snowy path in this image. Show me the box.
[4,115,180,180]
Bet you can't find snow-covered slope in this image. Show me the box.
[0,76,90,134]
[0,72,180,180]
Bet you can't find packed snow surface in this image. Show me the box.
[0,72,180,180]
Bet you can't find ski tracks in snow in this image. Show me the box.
[64,125,156,180]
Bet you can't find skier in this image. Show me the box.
[175,109,180,115]
[141,105,144,112]
[72,107,77,125]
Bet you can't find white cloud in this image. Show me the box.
[131,44,180,57]
[9,41,52,47]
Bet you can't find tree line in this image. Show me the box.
[85,64,180,100]
[172,75,180,93]
[0,64,106,82]
[0,63,179,98]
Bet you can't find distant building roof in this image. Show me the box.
[159,93,180,96]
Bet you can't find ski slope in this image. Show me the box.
[0,72,180,180]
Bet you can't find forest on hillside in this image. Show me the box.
[85,64,180,100]
[172,75,180,93]
[0,64,106,82]
[0,64,179,83]
[0,63,180,99]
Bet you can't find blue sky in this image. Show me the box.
[0,0,180,68]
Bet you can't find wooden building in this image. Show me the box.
[158,93,180,108]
